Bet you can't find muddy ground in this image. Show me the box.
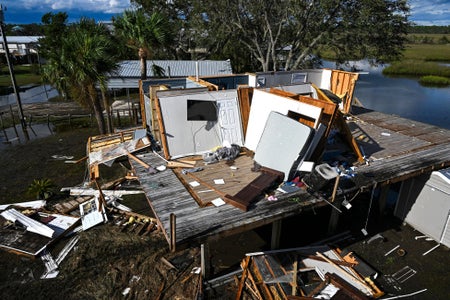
[0,102,221,299]
[1,101,449,299]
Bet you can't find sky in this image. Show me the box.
[0,0,449,26]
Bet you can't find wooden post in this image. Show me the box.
[9,105,19,140]
[271,219,282,250]
[0,113,9,142]
[327,200,343,235]
[116,110,121,127]
[201,243,211,280]
[378,184,390,217]
[170,213,176,252]
[292,254,298,296]
[330,175,341,202]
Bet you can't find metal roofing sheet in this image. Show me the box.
[114,60,233,78]
[2,36,42,44]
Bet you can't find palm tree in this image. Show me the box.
[42,18,119,134]
[113,10,172,80]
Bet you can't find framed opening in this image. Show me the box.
[187,99,218,121]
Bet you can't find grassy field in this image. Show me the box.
[402,43,450,61]
[0,64,42,88]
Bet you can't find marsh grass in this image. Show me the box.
[383,60,450,77]
[403,43,450,61]
[419,75,450,86]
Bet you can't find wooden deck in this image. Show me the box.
[130,107,450,248]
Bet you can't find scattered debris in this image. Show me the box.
[237,246,384,299]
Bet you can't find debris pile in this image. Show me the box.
[236,246,384,300]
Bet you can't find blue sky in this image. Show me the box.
[1,0,449,26]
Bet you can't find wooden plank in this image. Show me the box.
[237,86,253,137]
[154,97,171,159]
[330,70,359,114]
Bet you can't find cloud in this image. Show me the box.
[3,0,131,14]
[409,0,450,25]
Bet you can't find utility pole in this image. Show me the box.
[0,5,29,140]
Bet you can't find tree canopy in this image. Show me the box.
[40,15,120,134]
[132,0,410,72]
[113,9,173,79]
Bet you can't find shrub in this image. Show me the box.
[419,75,450,87]
[27,178,56,199]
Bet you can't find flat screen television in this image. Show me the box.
[187,100,218,121]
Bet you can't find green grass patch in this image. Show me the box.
[383,60,450,78]
[403,44,450,62]
[0,64,43,88]
[419,75,450,87]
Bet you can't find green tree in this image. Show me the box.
[133,0,410,72]
[41,18,120,134]
[113,10,173,80]
[39,12,70,99]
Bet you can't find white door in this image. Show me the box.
[217,98,243,146]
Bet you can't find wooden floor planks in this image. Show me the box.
[130,107,450,248]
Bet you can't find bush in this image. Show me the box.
[419,75,450,87]
[27,178,56,199]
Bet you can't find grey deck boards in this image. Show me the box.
[131,107,450,248]
[131,153,317,247]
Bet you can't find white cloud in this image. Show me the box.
[3,0,131,13]
[409,0,450,25]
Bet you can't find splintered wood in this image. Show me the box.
[236,247,384,300]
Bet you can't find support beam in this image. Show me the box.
[271,219,282,250]
[327,200,343,235]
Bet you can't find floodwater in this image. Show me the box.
[0,84,59,107]
[325,60,450,130]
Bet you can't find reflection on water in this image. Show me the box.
[0,85,59,107]
[325,60,450,130]
[0,123,55,150]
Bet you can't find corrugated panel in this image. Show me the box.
[3,36,42,44]
[114,60,233,79]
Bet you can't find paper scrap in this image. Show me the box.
[189,181,200,187]
[211,198,226,207]
[214,179,225,185]
[298,161,314,172]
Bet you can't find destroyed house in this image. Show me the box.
[86,67,446,255]
[84,68,450,258]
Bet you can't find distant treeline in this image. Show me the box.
[408,25,450,34]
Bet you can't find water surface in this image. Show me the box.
[349,61,450,130]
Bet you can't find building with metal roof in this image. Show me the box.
[107,60,233,89]
[0,36,42,63]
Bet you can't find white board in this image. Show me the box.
[244,89,322,151]
[254,111,313,181]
